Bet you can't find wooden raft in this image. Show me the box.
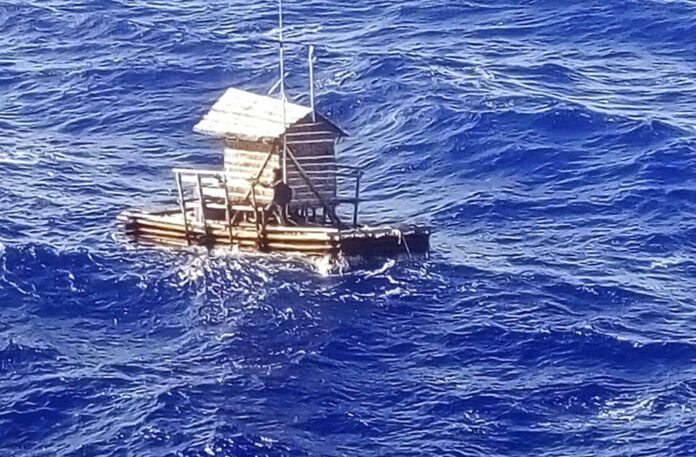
[117,87,431,257]
[117,209,430,257]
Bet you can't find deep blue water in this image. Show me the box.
[2,0,696,455]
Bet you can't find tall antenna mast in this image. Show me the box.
[309,45,316,122]
[278,0,288,183]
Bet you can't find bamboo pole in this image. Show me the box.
[250,184,263,250]
[223,174,234,244]
[137,235,189,248]
[122,217,201,234]
[128,215,335,243]
[175,171,191,246]
[195,173,211,247]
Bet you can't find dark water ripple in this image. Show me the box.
[2,0,696,456]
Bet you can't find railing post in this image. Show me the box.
[222,173,234,244]
[250,184,264,250]
[195,173,208,243]
[353,172,361,227]
[175,171,191,246]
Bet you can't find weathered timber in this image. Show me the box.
[286,146,342,226]
[118,87,430,258]
[119,207,428,257]
[175,172,191,246]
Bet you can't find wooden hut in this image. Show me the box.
[116,0,430,258]
[117,87,430,257]
[194,88,346,213]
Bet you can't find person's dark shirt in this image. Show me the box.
[273,180,292,206]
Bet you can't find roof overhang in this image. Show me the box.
[194,87,346,141]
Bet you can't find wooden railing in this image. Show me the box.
[173,168,231,246]
[335,164,364,227]
[172,161,366,243]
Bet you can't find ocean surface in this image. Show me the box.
[2,0,696,455]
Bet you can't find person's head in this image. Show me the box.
[273,168,283,181]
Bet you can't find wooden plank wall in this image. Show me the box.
[223,119,338,208]
[285,121,337,207]
[223,140,276,204]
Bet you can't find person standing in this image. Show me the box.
[252,168,292,225]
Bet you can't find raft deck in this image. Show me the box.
[117,209,430,257]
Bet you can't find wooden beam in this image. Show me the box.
[175,172,191,246]
[286,146,342,227]
[250,184,264,250]
[286,139,336,145]
[172,167,223,176]
[243,146,277,201]
[223,174,233,244]
[284,131,336,137]
[195,173,208,242]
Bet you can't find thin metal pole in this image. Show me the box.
[309,45,316,122]
[279,0,288,183]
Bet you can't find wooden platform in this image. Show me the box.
[117,209,430,257]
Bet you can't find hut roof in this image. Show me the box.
[194,88,345,142]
